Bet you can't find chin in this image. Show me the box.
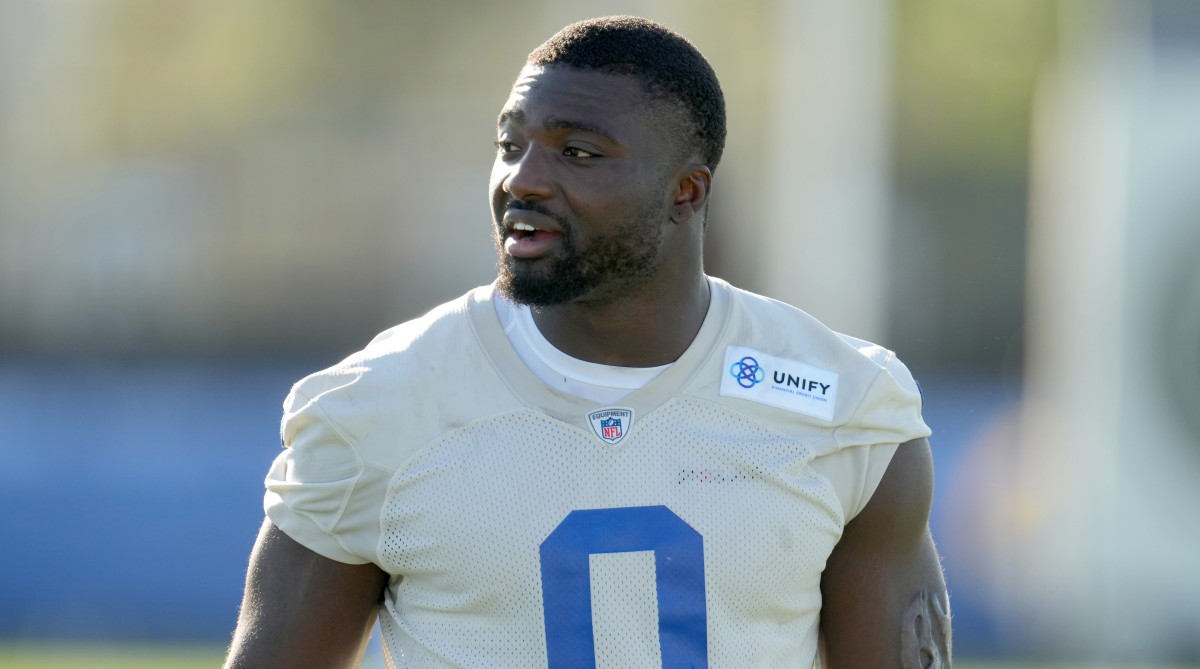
[496,261,592,307]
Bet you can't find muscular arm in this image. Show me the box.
[818,437,951,668]
[224,518,389,669]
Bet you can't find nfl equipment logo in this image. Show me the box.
[587,407,634,446]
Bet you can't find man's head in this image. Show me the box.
[491,17,724,308]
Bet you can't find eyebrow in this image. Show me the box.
[497,109,619,145]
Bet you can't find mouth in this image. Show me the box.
[507,220,558,242]
[501,214,565,259]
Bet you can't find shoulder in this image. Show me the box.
[282,286,514,468]
[286,291,469,415]
[713,280,929,447]
[721,280,905,379]
[290,285,492,395]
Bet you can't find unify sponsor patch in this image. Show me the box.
[720,345,838,421]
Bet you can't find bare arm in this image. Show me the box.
[224,518,389,669]
[818,437,951,668]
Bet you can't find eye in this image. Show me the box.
[494,139,522,156]
[563,146,599,159]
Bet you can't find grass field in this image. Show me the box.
[0,643,226,669]
[0,642,1196,669]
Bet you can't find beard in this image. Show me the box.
[494,200,665,308]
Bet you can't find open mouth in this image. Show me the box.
[510,221,560,242]
[511,221,537,239]
[504,218,565,259]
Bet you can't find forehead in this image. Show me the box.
[498,65,661,136]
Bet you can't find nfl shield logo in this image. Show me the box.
[601,417,622,441]
[587,407,634,445]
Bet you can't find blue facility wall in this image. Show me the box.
[0,360,1015,654]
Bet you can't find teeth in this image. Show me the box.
[513,222,536,232]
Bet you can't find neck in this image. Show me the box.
[530,273,711,367]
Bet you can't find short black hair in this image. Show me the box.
[527,16,727,170]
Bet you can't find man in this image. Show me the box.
[225,16,950,669]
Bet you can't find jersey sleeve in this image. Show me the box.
[263,383,389,566]
[815,351,931,522]
[835,351,929,453]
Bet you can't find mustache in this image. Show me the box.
[504,198,552,216]
[502,199,571,231]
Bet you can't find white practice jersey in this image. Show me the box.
[265,278,930,668]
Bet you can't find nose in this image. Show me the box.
[502,145,553,201]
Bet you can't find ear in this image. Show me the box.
[670,164,713,224]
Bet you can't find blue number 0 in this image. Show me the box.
[539,505,707,668]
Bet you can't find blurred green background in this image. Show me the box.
[2,0,1198,666]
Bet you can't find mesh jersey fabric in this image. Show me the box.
[264,277,931,668]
